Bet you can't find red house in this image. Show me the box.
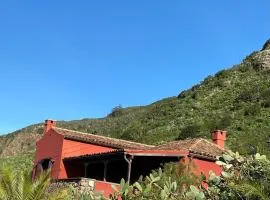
[33,120,226,196]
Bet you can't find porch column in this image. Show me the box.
[84,162,89,178]
[103,161,108,181]
[124,154,134,184]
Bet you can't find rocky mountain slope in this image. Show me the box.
[1,39,270,158]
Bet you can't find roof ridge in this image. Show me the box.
[55,127,155,147]
[199,138,225,150]
[188,138,203,150]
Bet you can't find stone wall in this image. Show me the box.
[49,177,95,195]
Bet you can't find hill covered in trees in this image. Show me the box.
[1,39,270,160]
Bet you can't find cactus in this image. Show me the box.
[185,185,205,200]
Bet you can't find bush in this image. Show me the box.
[217,114,232,130]
[205,114,232,132]
[238,63,251,73]
[235,89,258,103]
[262,100,270,108]
[177,124,200,140]
[206,151,270,199]
[109,151,270,200]
[215,69,231,79]
[108,105,124,117]
[111,162,204,200]
[262,39,270,50]
[261,88,270,100]
[244,104,261,116]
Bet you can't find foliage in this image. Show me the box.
[0,154,34,172]
[205,151,270,199]
[66,185,105,200]
[83,152,270,200]
[108,105,124,117]
[262,39,270,50]
[177,124,200,140]
[110,162,204,200]
[1,151,269,200]
[0,164,68,200]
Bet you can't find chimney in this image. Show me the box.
[44,119,56,134]
[211,130,226,149]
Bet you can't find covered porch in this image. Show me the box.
[63,149,187,184]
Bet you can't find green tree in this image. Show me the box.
[177,124,200,140]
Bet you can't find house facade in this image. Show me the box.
[33,119,226,196]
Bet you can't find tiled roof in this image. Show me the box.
[54,127,154,150]
[52,127,224,160]
[155,138,224,159]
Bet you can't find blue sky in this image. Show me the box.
[0,1,269,134]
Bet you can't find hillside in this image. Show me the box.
[1,39,270,159]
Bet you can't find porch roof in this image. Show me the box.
[63,149,187,162]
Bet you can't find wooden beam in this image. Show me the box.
[84,162,89,178]
[124,154,134,184]
[103,161,108,181]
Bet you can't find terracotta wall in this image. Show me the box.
[62,139,114,158]
[95,180,119,198]
[58,139,114,179]
[34,129,64,179]
[34,129,116,179]
[191,158,222,178]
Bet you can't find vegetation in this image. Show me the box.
[205,151,270,199]
[110,161,204,200]
[0,164,68,200]
[0,154,34,172]
[0,151,269,199]
[72,151,270,200]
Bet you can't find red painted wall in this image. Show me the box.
[94,180,119,198]
[62,139,113,158]
[58,139,114,179]
[34,129,64,179]
[34,131,115,179]
[190,158,222,178]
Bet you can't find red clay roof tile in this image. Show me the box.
[154,138,224,159]
[54,127,154,150]
[53,127,224,159]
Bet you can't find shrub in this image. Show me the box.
[111,162,204,200]
[206,151,270,199]
[262,100,270,108]
[177,124,201,140]
[217,114,232,130]
[215,69,231,79]
[261,88,270,100]
[108,105,124,117]
[238,63,251,73]
[204,114,232,132]
[178,90,189,99]
[235,89,258,103]
[244,104,261,116]
[262,39,270,50]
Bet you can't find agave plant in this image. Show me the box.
[0,164,67,200]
